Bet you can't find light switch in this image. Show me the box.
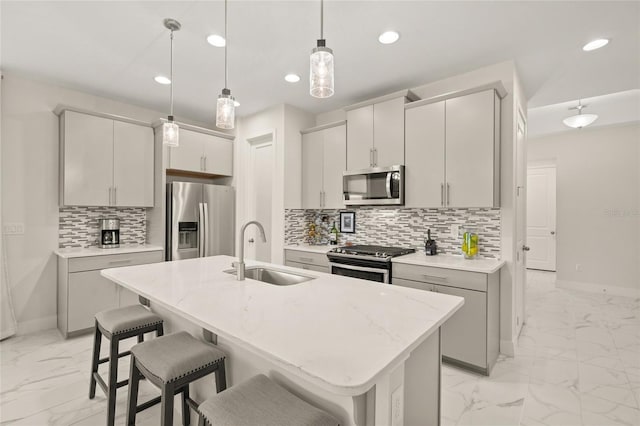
[3,223,25,235]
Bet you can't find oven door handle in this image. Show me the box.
[329,262,390,284]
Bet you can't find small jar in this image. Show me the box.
[462,230,479,259]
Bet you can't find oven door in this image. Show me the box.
[329,262,390,283]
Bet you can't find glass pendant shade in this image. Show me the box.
[562,113,598,129]
[216,89,235,130]
[310,44,334,98]
[162,119,179,147]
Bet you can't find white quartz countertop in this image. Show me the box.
[101,255,463,396]
[392,252,505,274]
[55,244,163,259]
[283,244,334,254]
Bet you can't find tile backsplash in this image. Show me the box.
[285,207,501,259]
[59,206,146,248]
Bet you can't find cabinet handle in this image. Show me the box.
[423,274,448,282]
[369,149,373,167]
[300,257,313,262]
[374,148,378,167]
[113,187,117,205]
[204,156,207,171]
[319,191,323,208]
[323,191,326,208]
[440,183,444,206]
[108,187,112,205]
[108,259,132,266]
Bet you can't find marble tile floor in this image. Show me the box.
[1,270,638,425]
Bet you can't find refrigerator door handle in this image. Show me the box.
[198,203,205,257]
[203,203,210,257]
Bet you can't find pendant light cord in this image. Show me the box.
[224,0,228,90]
[320,0,324,40]
[170,29,174,117]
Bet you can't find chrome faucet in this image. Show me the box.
[233,220,267,280]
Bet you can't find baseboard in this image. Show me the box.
[556,280,640,298]
[500,338,516,357]
[17,315,57,335]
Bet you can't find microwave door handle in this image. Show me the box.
[385,172,393,198]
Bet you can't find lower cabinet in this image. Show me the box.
[284,249,330,274]
[57,250,163,338]
[392,263,500,375]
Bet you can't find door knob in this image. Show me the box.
[248,238,255,243]
[522,245,531,251]
[550,231,556,235]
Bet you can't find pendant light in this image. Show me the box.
[216,0,235,129]
[162,18,181,147]
[562,100,598,129]
[310,0,334,98]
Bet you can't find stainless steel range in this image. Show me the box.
[327,245,415,283]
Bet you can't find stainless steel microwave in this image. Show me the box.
[343,165,405,206]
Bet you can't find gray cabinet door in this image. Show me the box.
[68,270,119,332]
[435,284,487,368]
[346,105,374,170]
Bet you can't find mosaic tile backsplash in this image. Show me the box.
[59,207,147,248]
[285,207,501,259]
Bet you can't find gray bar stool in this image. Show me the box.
[126,331,227,426]
[89,304,164,426]
[198,374,340,426]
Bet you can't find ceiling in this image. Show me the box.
[1,1,639,129]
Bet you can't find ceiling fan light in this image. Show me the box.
[216,89,235,129]
[563,113,598,129]
[310,44,334,98]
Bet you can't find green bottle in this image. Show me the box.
[329,222,339,245]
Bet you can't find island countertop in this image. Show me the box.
[101,255,463,396]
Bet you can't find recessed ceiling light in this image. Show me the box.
[378,31,400,45]
[154,75,171,85]
[582,38,609,51]
[284,73,301,83]
[207,34,226,47]
[234,100,240,107]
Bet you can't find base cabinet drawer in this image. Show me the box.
[392,277,434,292]
[284,250,329,268]
[285,260,329,274]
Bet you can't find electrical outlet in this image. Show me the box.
[450,224,459,238]
[575,264,581,271]
[391,386,404,426]
[3,223,25,235]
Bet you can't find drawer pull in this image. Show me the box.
[300,257,313,262]
[108,259,132,266]
[423,274,448,282]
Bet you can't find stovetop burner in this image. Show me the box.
[328,244,415,260]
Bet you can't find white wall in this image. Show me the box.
[235,104,314,265]
[0,73,211,334]
[528,123,640,296]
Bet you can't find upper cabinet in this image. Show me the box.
[167,128,233,176]
[405,86,503,208]
[301,122,347,209]
[59,109,154,207]
[345,90,418,170]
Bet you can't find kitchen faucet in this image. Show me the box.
[233,220,267,280]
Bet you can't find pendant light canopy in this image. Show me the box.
[162,18,181,147]
[310,0,334,98]
[216,0,235,130]
[562,100,598,129]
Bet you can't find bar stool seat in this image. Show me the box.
[127,331,227,426]
[89,305,164,426]
[198,374,340,426]
[95,304,163,336]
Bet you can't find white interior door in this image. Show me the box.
[527,166,557,271]
[247,139,273,262]
[515,111,527,334]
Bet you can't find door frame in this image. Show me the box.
[514,108,527,337]
[245,130,276,261]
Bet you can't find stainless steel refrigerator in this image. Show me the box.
[166,182,235,261]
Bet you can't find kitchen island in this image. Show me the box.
[101,255,463,426]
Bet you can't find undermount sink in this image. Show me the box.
[224,267,315,286]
